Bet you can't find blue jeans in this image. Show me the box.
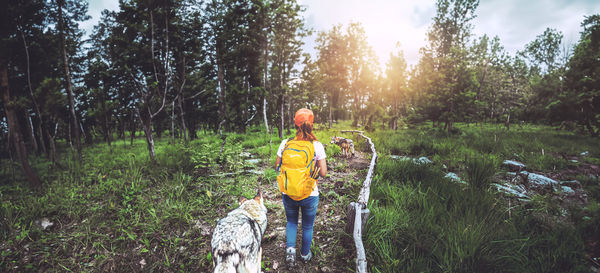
[282,195,319,256]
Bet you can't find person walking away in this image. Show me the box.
[275,108,327,267]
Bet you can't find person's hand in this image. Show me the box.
[310,166,320,179]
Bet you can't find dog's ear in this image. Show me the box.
[239,196,248,205]
[254,189,263,203]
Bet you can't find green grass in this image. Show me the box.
[1,122,599,272]
[0,124,353,272]
[364,122,598,273]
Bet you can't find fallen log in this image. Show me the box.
[354,202,368,273]
[357,132,377,206]
[344,132,378,273]
[340,130,364,134]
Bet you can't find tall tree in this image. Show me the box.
[268,0,307,137]
[385,45,409,130]
[421,0,480,131]
[470,34,511,122]
[520,28,565,122]
[0,17,42,186]
[521,28,564,74]
[561,15,600,136]
[14,0,48,156]
[109,0,180,162]
[345,22,377,126]
[316,24,348,128]
[56,0,88,161]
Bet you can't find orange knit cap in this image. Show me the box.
[294,108,314,127]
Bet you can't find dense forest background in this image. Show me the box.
[1,0,599,186]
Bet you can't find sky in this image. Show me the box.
[82,0,600,69]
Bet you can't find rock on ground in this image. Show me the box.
[503,160,526,171]
[445,172,466,184]
[493,183,530,200]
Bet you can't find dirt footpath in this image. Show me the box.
[259,152,371,272]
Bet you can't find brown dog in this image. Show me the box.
[330,136,355,159]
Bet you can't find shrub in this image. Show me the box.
[326,143,341,158]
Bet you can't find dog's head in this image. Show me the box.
[237,189,268,233]
[331,136,340,144]
[239,189,264,203]
[238,189,267,213]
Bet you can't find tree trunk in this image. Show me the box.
[263,97,269,133]
[263,32,270,134]
[279,94,284,138]
[99,82,111,148]
[58,0,82,161]
[328,98,332,129]
[47,122,57,163]
[130,113,136,147]
[216,47,227,133]
[287,96,292,134]
[352,91,360,127]
[25,111,38,153]
[138,107,157,162]
[81,121,92,145]
[68,120,73,149]
[19,25,47,156]
[102,108,111,149]
[178,95,188,142]
[122,116,127,147]
[171,101,175,144]
[188,104,197,140]
[104,113,111,149]
[585,119,599,137]
[1,54,41,188]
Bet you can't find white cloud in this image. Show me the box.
[81,0,120,38]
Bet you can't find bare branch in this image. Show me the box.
[150,11,159,85]
[127,70,145,97]
[185,89,207,100]
[150,10,171,119]
[244,104,257,125]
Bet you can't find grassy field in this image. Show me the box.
[364,122,600,273]
[1,122,599,272]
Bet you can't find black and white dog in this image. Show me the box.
[211,190,267,273]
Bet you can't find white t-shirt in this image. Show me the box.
[277,139,326,197]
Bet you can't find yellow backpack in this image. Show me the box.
[277,138,317,201]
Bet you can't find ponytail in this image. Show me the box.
[295,122,318,142]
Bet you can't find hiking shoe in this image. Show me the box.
[300,251,312,263]
[286,247,296,267]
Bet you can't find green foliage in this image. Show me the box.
[191,140,245,173]
[326,142,341,158]
[561,14,600,136]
